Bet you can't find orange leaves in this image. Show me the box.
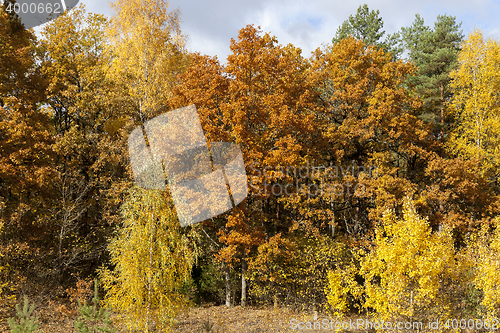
[169,53,231,143]
[421,155,498,230]
[247,233,296,274]
[307,36,433,239]
[171,27,324,292]
[173,25,318,178]
[224,25,317,158]
[312,36,423,152]
[216,207,265,266]
[0,5,55,198]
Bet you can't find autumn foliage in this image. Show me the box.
[1,1,500,330]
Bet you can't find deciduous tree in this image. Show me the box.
[446,29,500,179]
[171,25,318,306]
[100,188,196,332]
[107,0,187,123]
[39,4,129,283]
[0,0,56,292]
[327,198,466,328]
[310,36,429,236]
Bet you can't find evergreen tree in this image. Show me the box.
[401,14,464,137]
[74,279,115,333]
[7,296,41,333]
[399,14,431,63]
[332,4,401,58]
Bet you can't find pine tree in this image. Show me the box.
[7,296,40,333]
[401,14,464,136]
[332,4,401,58]
[74,279,115,333]
[333,4,384,45]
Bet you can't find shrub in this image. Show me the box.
[249,233,351,309]
[466,222,500,321]
[326,198,467,331]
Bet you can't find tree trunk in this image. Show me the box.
[440,82,445,140]
[225,265,231,307]
[241,256,247,307]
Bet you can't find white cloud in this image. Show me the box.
[35,0,500,61]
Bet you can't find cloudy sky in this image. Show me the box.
[49,0,500,61]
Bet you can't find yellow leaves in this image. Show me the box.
[447,29,500,177]
[325,262,363,317]
[326,197,464,330]
[249,235,350,307]
[465,222,500,320]
[107,0,187,120]
[100,187,196,332]
[325,270,348,315]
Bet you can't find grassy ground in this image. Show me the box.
[175,304,330,332]
[2,298,366,332]
[3,300,484,332]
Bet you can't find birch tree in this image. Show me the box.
[106,0,187,123]
[100,188,196,332]
[447,30,500,178]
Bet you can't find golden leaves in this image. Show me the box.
[100,187,196,332]
[447,29,500,177]
[327,198,462,330]
[107,0,187,121]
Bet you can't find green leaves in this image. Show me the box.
[333,4,385,47]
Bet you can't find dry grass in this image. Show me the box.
[175,304,304,332]
[1,299,366,332]
[5,301,484,333]
[174,304,367,332]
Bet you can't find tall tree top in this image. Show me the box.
[106,0,187,122]
[399,14,463,131]
[333,4,385,46]
[332,4,401,58]
[0,1,43,104]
